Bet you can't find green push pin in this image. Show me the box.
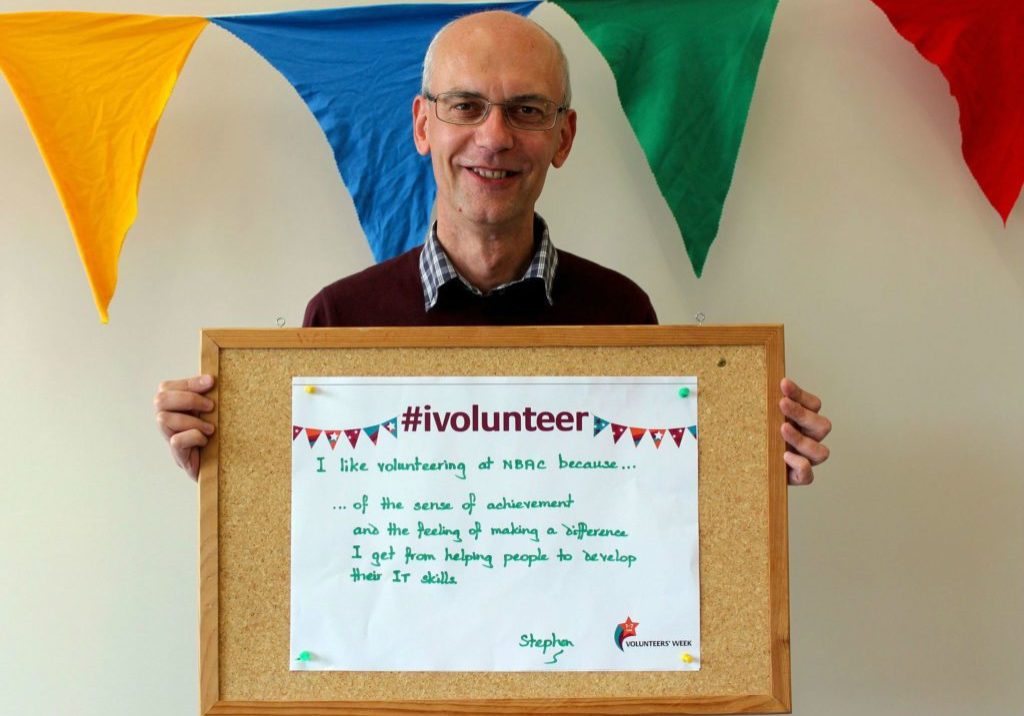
[678,387,690,398]
[296,651,312,662]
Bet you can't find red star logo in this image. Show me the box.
[618,617,639,639]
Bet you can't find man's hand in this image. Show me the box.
[154,375,216,480]
[779,377,831,485]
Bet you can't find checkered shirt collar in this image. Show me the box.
[419,216,558,310]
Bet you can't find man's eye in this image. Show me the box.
[448,100,485,114]
[511,104,543,116]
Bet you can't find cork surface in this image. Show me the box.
[202,327,785,707]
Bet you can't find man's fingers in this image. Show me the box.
[169,429,208,476]
[781,422,830,465]
[780,377,822,413]
[784,451,814,485]
[779,397,832,441]
[154,389,215,415]
[157,375,215,395]
[156,410,214,441]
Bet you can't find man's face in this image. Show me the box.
[413,18,576,235]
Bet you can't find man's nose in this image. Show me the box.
[474,104,515,151]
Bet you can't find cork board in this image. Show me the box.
[198,325,790,715]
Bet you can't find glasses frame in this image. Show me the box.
[424,91,569,131]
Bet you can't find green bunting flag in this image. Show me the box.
[552,0,779,276]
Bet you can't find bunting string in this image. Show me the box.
[1,1,1017,322]
[294,416,399,449]
[593,414,696,448]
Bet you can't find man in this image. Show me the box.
[155,11,830,484]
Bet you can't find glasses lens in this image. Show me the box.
[505,100,556,130]
[435,93,488,124]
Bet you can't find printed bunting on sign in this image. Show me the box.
[210,2,540,265]
[595,420,696,448]
[552,0,779,276]
[325,429,342,450]
[363,424,381,445]
[293,416,400,449]
[630,426,646,447]
[0,12,209,322]
[611,423,628,444]
[870,0,1024,223]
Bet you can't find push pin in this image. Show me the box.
[681,652,694,664]
[304,385,316,394]
[296,651,313,662]
[678,387,690,398]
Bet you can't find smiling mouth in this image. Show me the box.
[469,167,517,180]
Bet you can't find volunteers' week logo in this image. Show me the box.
[614,616,639,651]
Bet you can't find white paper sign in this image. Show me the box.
[290,377,700,671]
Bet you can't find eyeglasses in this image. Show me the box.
[424,91,568,131]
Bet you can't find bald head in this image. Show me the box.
[421,11,572,107]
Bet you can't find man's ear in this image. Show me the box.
[551,108,577,168]
[412,95,431,156]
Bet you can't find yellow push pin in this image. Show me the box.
[304,385,316,394]
[681,652,694,664]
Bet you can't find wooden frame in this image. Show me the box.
[199,325,789,714]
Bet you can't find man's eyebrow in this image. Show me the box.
[441,89,486,98]
[504,93,554,103]
[440,89,553,102]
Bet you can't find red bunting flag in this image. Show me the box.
[292,425,302,441]
[325,429,341,450]
[871,0,1024,222]
[304,427,322,447]
[344,428,361,448]
[611,423,628,444]
[669,427,686,447]
[630,427,646,447]
[649,428,665,448]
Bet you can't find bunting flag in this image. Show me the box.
[210,1,540,266]
[870,0,1024,223]
[0,12,208,322]
[593,415,610,436]
[363,424,381,445]
[325,429,342,449]
[629,426,646,447]
[649,428,665,448]
[344,428,361,448]
[381,417,398,438]
[669,427,686,447]
[688,425,698,440]
[293,425,303,441]
[611,423,628,444]
[304,427,322,447]
[552,0,779,276]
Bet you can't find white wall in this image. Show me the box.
[1,1,1021,713]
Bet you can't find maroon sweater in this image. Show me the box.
[303,246,657,327]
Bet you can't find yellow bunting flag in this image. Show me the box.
[0,13,208,322]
